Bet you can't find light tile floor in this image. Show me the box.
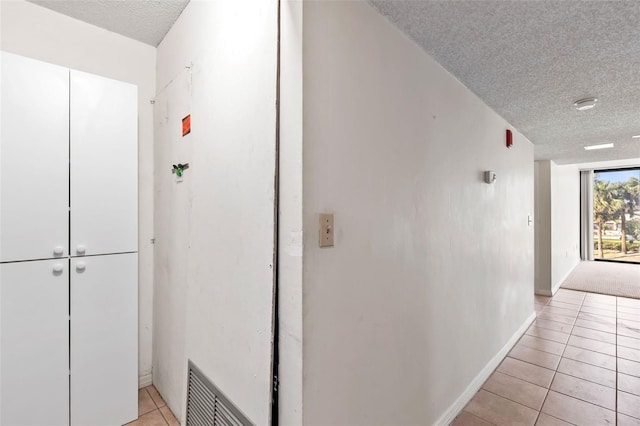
[453,289,640,425]
[126,385,180,426]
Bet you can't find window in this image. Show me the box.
[593,168,640,263]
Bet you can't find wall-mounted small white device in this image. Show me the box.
[484,171,497,184]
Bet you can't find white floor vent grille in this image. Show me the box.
[185,361,254,426]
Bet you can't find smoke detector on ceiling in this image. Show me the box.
[573,98,598,111]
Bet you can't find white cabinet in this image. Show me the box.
[71,254,138,426]
[0,260,70,426]
[71,71,138,257]
[0,52,138,426]
[0,53,70,263]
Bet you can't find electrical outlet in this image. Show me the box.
[319,213,334,247]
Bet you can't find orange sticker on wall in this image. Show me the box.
[182,115,191,137]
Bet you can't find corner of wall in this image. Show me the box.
[278,0,304,424]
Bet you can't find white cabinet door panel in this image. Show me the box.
[0,52,69,262]
[0,259,69,426]
[70,70,138,256]
[70,253,137,426]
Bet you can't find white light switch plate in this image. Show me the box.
[319,213,334,247]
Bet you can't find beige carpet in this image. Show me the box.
[560,261,640,299]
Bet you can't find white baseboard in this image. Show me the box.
[552,260,580,296]
[434,311,537,426]
[139,373,153,389]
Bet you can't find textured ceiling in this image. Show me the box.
[27,0,190,46]
[369,1,640,165]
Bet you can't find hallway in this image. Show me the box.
[454,289,640,425]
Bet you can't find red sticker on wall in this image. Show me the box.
[182,115,191,137]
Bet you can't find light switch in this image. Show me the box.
[319,213,334,247]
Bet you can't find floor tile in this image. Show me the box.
[459,289,640,426]
[552,294,584,303]
[519,335,566,356]
[574,318,616,334]
[585,293,616,304]
[550,372,615,410]
[618,298,640,309]
[452,411,494,425]
[525,326,570,344]
[540,390,615,425]
[619,373,640,396]
[583,294,616,304]
[618,311,640,322]
[581,300,617,311]
[542,306,579,318]
[578,312,616,325]
[497,357,555,388]
[570,326,616,344]
[465,389,538,426]
[567,335,616,356]
[618,320,640,340]
[619,317,640,328]
[580,306,616,318]
[556,357,616,388]
[548,300,582,310]
[619,335,640,350]
[619,346,640,363]
[618,391,640,419]
[556,289,586,299]
[138,389,157,416]
[126,410,168,426]
[535,295,552,304]
[618,304,640,314]
[146,385,166,408]
[537,312,576,325]
[619,413,640,426]
[533,319,573,334]
[562,345,616,370]
[619,358,640,378]
[535,413,573,426]
[482,371,548,410]
[549,295,582,304]
[509,344,561,370]
[550,299,583,308]
[159,406,180,426]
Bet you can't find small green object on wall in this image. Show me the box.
[171,163,189,177]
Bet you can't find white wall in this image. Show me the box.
[535,160,582,295]
[550,163,580,289]
[302,2,535,425]
[534,161,552,294]
[153,1,278,424]
[278,1,304,424]
[0,0,156,386]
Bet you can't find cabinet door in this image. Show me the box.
[0,259,69,426]
[70,70,138,257]
[70,253,137,426]
[0,52,69,262]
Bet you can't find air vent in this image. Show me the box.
[185,360,254,426]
